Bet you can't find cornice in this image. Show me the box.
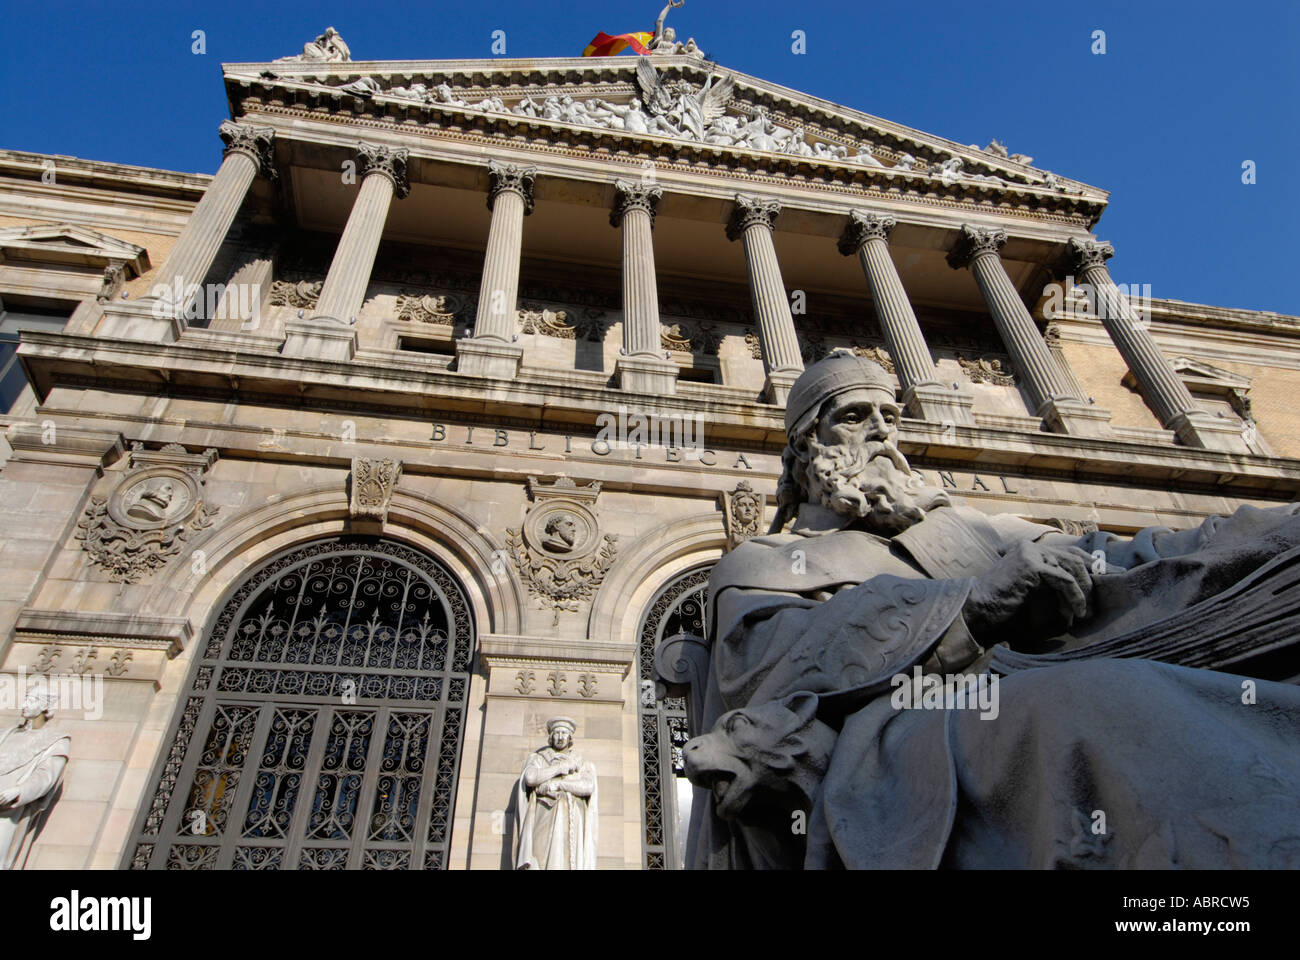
[240,101,1101,230]
[224,56,1102,190]
[225,63,1106,227]
[19,331,1300,498]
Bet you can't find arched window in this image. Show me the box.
[637,565,711,870]
[126,536,474,870]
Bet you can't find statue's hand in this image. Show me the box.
[0,788,21,808]
[964,540,1096,638]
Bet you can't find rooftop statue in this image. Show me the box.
[647,0,701,55]
[278,27,351,63]
[678,349,1300,869]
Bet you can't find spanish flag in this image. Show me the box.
[582,31,654,57]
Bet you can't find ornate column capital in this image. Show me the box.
[837,210,897,255]
[356,142,411,199]
[610,179,664,228]
[726,194,781,241]
[946,224,1008,270]
[218,120,277,180]
[487,160,538,214]
[1066,237,1116,274]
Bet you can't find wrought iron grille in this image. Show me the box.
[125,536,474,870]
[637,565,711,870]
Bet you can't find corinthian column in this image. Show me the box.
[104,120,275,342]
[456,161,536,378]
[1065,238,1246,451]
[727,195,802,404]
[948,225,1112,438]
[283,142,409,362]
[611,179,677,395]
[839,211,974,425]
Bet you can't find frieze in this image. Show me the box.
[395,292,465,325]
[957,356,1017,386]
[267,280,323,309]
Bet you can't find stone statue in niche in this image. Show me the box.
[0,677,70,869]
[679,348,1300,869]
[513,717,598,869]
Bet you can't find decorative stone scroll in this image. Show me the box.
[396,293,464,325]
[268,280,323,309]
[76,444,219,584]
[662,318,721,355]
[516,305,605,341]
[957,355,1016,386]
[349,457,402,524]
[506,477,619,620]
[852,345,895,374]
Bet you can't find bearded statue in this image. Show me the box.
[680,349,1300,870]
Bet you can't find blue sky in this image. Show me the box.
[2,1,1296,313]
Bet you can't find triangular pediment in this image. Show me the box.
[1169,356,1252,390]
[0,223,149,273]
[225,53,1107,225]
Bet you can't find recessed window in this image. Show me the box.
[676,365,717,385]
[398,337,456,358]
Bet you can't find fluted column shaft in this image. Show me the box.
[728,195,803,375]
[313,144,408,324]
[840,212,938,393]
[471,162,536,341]
[1067,239,1196,428]
[612,180,664,359]
[948,225,1081,415]
[150,121,274,317]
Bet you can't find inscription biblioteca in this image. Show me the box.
[427,421,1022,493]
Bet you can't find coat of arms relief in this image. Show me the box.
[76,444,219,584]
[506,477,619,623]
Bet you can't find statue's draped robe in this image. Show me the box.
[514,748,598,870]
[690,502,1300,869]
[0,725,70,869]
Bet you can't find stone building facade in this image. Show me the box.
[0,35,1297,870]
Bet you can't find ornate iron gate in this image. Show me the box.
[125,536,474,870]
[637,565,711,869]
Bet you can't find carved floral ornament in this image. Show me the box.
[268,279,323,309]
[956,356,1017,386]
[349,457,402,524]
[76,445,219,584]
[506,477,618,619]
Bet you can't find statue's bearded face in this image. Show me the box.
[794,388,934,534]
[549,727,573,751]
